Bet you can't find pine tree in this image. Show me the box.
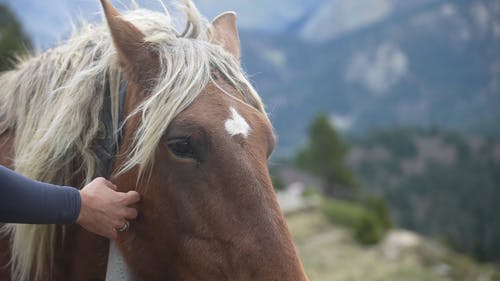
[296,114,358,195]
[0,4,31,72]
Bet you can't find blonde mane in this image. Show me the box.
[0,1,265,281]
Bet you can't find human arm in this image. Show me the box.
[0,165,80,224]
[0,165,140,238]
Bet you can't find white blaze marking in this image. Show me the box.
[106,240,134,281]
[225,107,251,138]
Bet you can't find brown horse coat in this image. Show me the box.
[0,1,308,280]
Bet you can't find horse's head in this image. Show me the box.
[102,1,307,280]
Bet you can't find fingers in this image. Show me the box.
[112,219,127,229]
[94,178,138,203]
[123,207,138,219]
[100,226,118,240]
[122,190,141,205]
[78,178,140,239]
[106,228,118,240]
[85,225,117,240]
[93,222,119,240]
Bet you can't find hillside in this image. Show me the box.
[285,206,499,281]
[240,0,500,156]
[348,127,500,261]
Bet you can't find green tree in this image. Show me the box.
[0,4,31,72]
[362,195,392,230]
[296,114,358,194]
[270,171,285,191]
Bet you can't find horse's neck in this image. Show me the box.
[54,153,111,280]
[0,131,14,279]
[0,129,14,168]
[0,225,12,280]
[0,129,110,281]
[54,226,109,281]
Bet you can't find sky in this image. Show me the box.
[0,0,319,49]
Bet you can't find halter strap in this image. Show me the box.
[95,79,128,177]
[98,79,136,281]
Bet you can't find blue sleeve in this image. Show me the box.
[0,165,81,224]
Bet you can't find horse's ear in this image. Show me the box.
[207,12,241,62]
[100,0,158,86]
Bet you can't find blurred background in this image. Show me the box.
[1,0,499,280]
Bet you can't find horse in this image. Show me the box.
[0,0,308,280]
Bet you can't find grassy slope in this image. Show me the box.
[286,208,499,281]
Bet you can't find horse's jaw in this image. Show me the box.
[106,240,136,281]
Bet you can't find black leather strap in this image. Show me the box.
[95,78,127,178]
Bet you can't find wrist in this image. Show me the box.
[76,190,86,224]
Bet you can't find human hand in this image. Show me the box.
[76,177,140,239]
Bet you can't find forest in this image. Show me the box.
[293,113,500,262]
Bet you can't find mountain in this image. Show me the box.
[240,0,500,155]
[296,0,442,43]
[298,0,394,42]
[1,0,499,156]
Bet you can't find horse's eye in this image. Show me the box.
[167,139,196,159]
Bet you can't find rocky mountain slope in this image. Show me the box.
[240,0,500,155]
